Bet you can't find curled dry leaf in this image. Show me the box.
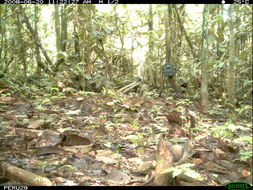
[105,170,131,184]
[241,169,251,177]
[28,120,43,129]
[59,134,91,146]
[61,144,93,154]
[54,177,67,183]
[137,161,154,174]
[192,158,203,165]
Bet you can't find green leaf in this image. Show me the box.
[162,167,174,174]
[132,120,139,127]
[83,74,92,80]
[207,34,215,44]
[58,51,68,59]
[169,138,187,143]
[125,134,143,144]
[172,168,183,177]
[95,78,102,88]
[239,150,252,161]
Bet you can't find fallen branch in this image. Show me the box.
[117,82,141,94]
[0,162,54,186]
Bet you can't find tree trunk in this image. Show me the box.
[0,6,4,70]
[148,4,153,56]
[73,23,81,63]
[61,4,68,53]
[164,5,179,91]
[175,5,184,65]
[16,9,27,77]
[165,5,171,63]
[20,5,53,74]
[54,4,68,72]
[216,5,224,60]
[34,5,42,75]
[54,5,61,53]
[227,5,236,105]
[201,5,210,113]
[173,5,196,59]
[54,4,62,72]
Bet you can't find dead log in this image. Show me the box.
[0,162,54,186]
[152,139,175,186]
[147,139,193,186]
[117,82,141,94]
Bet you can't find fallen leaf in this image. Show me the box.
[28,120,43,129]
[35,146,64,155]
[95,150,119,164]
[192,158,203,165]
[137,161,154,174]
[36,130,62,147]
[59,134,91,146]
[76,97,84,101]
[61,144,93,154]
[105,170,131,184]
[54,177,67,183]
[219,159,234,170]
[121,101,131,107]
[241,169,251,177]
[0,89,9,94]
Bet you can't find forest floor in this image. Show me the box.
[0,91,252,186]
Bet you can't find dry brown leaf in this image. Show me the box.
[204,161,227,174]
[121,101,131,107]
[105,170,131,184]
[60,134,91,146]
[35,130,61,147]
[134,100,144,107]
[28,120,42,129]
[0,96,16,103]
[54,177,66,183]
[35,146,64,155]
[0,89,9,94]
[214,148,228,159]
[137,161,153,174]
[241,169,251,177]
[219,159,234,171]
[61,144,93,154]
[192,158,203,165]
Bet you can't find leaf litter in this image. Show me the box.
[0,92,252,186]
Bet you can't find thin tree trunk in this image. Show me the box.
[148,4,153,55]
[201,5,209,113]
[227,5,236,105]
[54,4,61,72]
[54,5,61,53]
[34,5,42,75]
[73,23,81,62]
[16,10,27,77]
[0,6,3,67]
[173,5,196,59]
[61,4,68,53]
[114,6,124,50]
[54,4,68,72]
[164,5,178,91]
[165,5,171,63]
[175,5,184,64]
[217,5,224,60]
[20,6,53,74]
